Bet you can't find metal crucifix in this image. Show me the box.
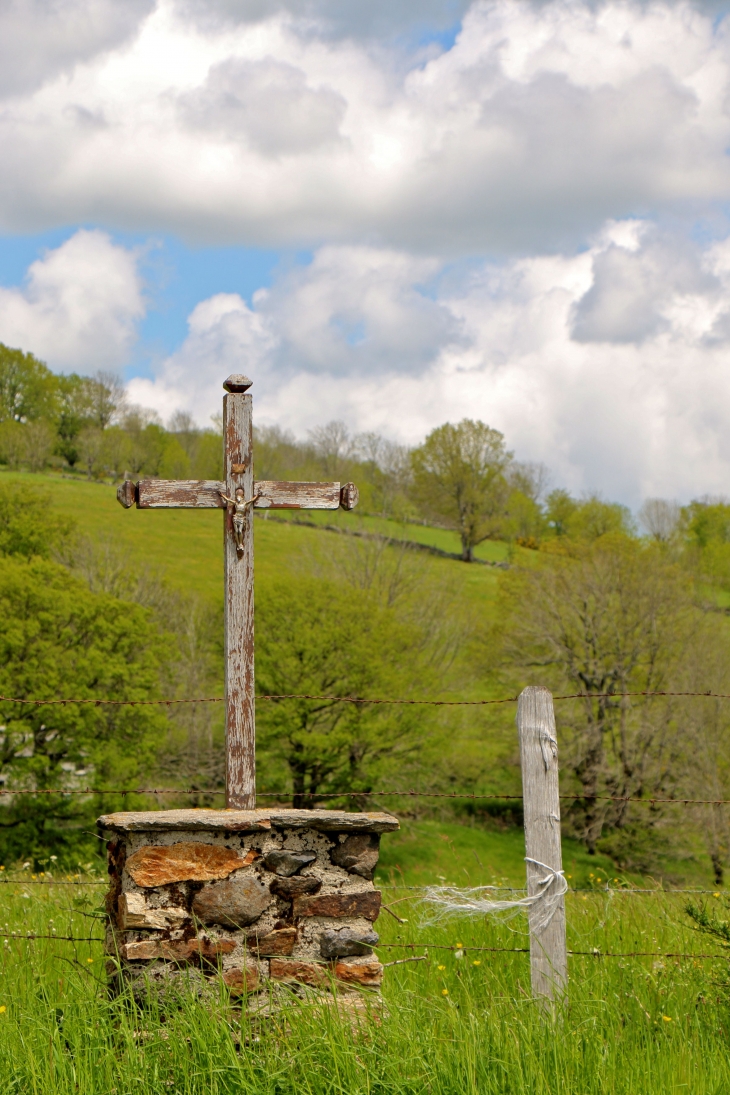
[116,374,358,809]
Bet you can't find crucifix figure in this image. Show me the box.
[117,374,358,810]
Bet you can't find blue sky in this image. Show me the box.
[2,0,730,505]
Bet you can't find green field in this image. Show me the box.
[0,873,727,1094]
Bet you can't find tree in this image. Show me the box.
[411,420,512,561]
[0,555,168,862]
[308,420,351,477]
[0,481,73,558]
[86,371,126,429]
[638,498,680,542]
[0,344,58,424]
[255,577,430,807]
[501,535,697,856]
[55,374,95,467]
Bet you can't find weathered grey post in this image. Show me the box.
[222,375,255,809]
[517,685,567,1003]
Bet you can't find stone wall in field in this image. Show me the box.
[98,808,398,1014]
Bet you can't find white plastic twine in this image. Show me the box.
[421,857,567,935]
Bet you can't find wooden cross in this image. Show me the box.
[116,374,359,809]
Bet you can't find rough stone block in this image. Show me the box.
[118,892,190,930]
[293,891,381,921]
[269,958,329,987]
[122,938,236,962]
[192,874,271,928]
[248,927,297,956]
[223,965,260,994]
[334,957,384,987]
[320,927,379,959]
[264,850,316,876]
[330,834,380,880]
[269,876,321,900]
[126,843,254,887]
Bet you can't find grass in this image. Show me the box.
[0,871,729,1093]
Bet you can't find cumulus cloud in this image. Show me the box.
[1,1,730,249]
[0,0,153,96]
[0,230,145,369]
[179,58,346,156]
[127,223,730,507]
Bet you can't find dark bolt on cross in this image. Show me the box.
[117,374,359,809]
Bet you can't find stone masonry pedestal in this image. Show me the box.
[97,808,399,1015]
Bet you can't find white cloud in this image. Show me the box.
[1,1,730,249]
[129,224,730,507]
[0,230,145,369]
[0,0,154,96]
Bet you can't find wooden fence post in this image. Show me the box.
[517,685,567,1004]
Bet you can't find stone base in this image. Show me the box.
[97,808,399,1013]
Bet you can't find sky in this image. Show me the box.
[2,1,730,506]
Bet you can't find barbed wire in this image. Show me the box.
[0,787,728,805]
[0,933,726,960]
[1,689,730,708]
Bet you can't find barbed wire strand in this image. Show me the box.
[0,934,727,961]
[1,689,730,708]
[0,787,729,805]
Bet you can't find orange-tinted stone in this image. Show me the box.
[122,938,236,961]
[248,927,297,956]
[223,965,260,994]
[292,891,381,921]
[125,843,252,887]
[334,958,383,987]
[269,958,329,987]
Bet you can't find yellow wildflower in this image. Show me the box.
[441,989,449,996]
[437,965,446,971]
[662,1016,672,1023]
[472,960,481,967]
[87,958,93,964]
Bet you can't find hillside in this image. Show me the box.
[3,469,722,888]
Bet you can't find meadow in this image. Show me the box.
[0,866,727,1095]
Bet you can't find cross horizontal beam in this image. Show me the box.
[117,479,359,511]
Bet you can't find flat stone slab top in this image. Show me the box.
[97,808,399,834]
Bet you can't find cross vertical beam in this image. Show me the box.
[223,374,255,809]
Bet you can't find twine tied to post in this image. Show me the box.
[420,857,567,934]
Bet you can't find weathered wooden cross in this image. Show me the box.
[116,374,358,810]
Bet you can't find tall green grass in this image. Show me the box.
[0,872,728,1094]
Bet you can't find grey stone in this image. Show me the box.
[264,850,316,877]
[192,874,271,928]
[269,875,321,899]
[320,928,380,959]
[97,808,399,834]
[330,833,380,879]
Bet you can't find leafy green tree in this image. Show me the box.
[55,374,95,467]
[255,577,429,807]
[682,500,730,549]
[0,555,168,862]
[0,481,73,557]
[545,489,578,537]
[0,344,58,424]
[411,420,512,561]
